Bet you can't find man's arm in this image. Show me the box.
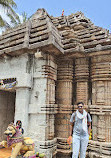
[70,122,74,136]
[88,122,91,135]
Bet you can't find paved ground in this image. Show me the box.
[0,148,12,158]
[0,148,24,158]
[9,157,23,158]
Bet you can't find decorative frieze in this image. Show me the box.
[88,140,111,157]
[89,54,111,157]
[75,57,89,105]
[91,55,111,81]
[90,105,111,142]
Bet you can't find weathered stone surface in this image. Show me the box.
[0,8,111,57]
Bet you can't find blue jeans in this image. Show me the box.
[72,134,89,158]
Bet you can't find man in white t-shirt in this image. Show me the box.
[69,102,91,158]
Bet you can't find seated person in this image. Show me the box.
[16,120,24,134]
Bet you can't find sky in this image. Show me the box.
[0,0,111,34]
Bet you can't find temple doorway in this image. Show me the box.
[0,90,16,141]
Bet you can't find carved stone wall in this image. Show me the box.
[75,57,89,105]
[28,53,57,158]
[89,54,111,158]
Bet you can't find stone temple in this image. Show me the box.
[0,8,111,158]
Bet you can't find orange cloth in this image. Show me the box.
[67,136,72,145]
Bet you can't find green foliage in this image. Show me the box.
[22,11,28,23]
[0,0,29,29]
[0,0,18,28]
[0,15,10,28]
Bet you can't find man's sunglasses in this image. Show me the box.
[78,106,83,109]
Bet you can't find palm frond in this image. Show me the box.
[0,15,10,28]
[0,0,29,28]
[22,11,28,23]
[0,0,19,23]
[0,0,17,8]
[7,6,20,21]
[7,0,17,8]
[6,13,19,26]
[0,15,5,27]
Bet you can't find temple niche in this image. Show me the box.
[0,8,111,158]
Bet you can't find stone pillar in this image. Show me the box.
[28,53,57,158]
[89,54,111,158]
[75,57,89,106]
[55,57,73,158]
[15,88,30,135]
